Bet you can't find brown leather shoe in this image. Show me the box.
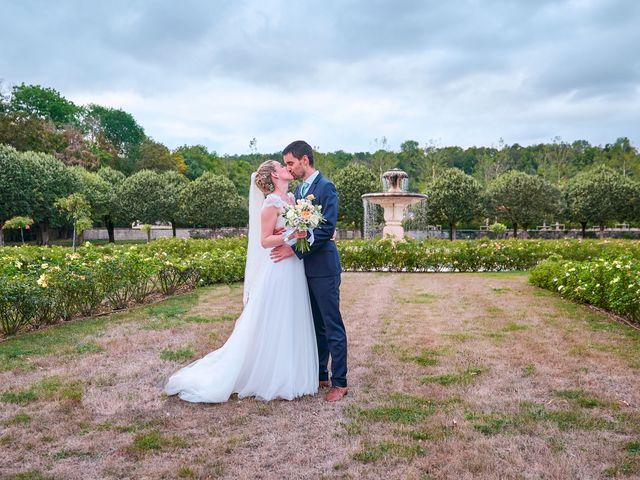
[319,380,331,388]
[325,386,348,402]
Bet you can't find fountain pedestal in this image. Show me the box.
[362,169,427,241]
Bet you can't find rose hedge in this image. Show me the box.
[0,238,246,335]
[338,238,640,272]
[2,238,640,336]
[529,257,640,323]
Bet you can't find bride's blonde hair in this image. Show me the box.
[254,160,278,194]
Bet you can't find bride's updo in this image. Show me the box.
[255,160,278,194]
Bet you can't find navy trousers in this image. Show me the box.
[307,274,347,388]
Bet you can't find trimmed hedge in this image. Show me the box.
[0,238,247,336]
[3,237,640,336]
[338,238,640,272]
[529,257,640,323]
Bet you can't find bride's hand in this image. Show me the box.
[293,230,308,239]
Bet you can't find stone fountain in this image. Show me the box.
[361,169,427,241]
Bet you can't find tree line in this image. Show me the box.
[2,83,638,188]
[0,145,246,245]
[1,82,639,243]
[332,162,640,240]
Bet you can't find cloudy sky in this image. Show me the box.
[1,0,639,154]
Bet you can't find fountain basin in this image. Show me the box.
[362,191,427,241]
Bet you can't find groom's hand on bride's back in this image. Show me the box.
[270,244,294,263]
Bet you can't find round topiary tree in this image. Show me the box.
[565,165,638,237]
[426,168,484,240]
[180,172,248,228]
[486,171,563,237]
[333,163,380,236]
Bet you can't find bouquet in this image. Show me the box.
[283,195,325,253]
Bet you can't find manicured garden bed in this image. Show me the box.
[3,238,640,336]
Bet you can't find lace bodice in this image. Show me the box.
[263,193,294,229]
[262,193,294,210]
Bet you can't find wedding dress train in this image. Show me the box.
[164,193,318,402]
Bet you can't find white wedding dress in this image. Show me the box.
[163,190,318,402]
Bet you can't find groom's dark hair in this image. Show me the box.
[283,140,314,167]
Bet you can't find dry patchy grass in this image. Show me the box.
[0,273,639,479]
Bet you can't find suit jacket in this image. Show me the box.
[294,172,342,277]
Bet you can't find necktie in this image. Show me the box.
[301,182,309,197]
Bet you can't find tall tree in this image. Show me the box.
[0,145,36,245]
[96,166,126,242]
[319,150,353,179]
[70,167,111,225]
[369,136,396,177]
[118,170,167,226]
[175,144,223,179]
[397,140,426,185]
[159,170,189,236]
[180,173,248,228]
[604,137,639,177]
[423,141,451,182]
[473,141,512,187]
[565,165,637,236]
[224,158,254,197]
[426,168,484,240]
[486,171,562,237]
[540,136,572,185]
[26,151,79,244]
[136,139,185,173]
[85,104,145,157]
[9,84,80,126]
[0,112,65,153]
[333,163,380,236]
[55,127,100,170]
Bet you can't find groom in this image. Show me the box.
[271,140,348,402]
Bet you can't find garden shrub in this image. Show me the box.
[0,276,41,335]
[530,257,640,323]
[0,238,248,335]
[2,237,640,336]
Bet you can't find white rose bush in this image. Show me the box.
[529,256,640,323]
[2,237,640,337]
[0,238,247,336]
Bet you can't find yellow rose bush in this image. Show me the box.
[0,238,247,336]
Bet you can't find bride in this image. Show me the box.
[163,160,319,402]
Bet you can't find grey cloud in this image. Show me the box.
[0,0,638,152]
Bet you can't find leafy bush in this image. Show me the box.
[0,238,248,336]
[0,276,40,335]
[338,238,640,273]
[2,237,640,336]
[98,251,159,308]
[530,257,640,323]
[489,223,507,236]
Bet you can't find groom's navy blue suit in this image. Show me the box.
[294,172,347,388]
